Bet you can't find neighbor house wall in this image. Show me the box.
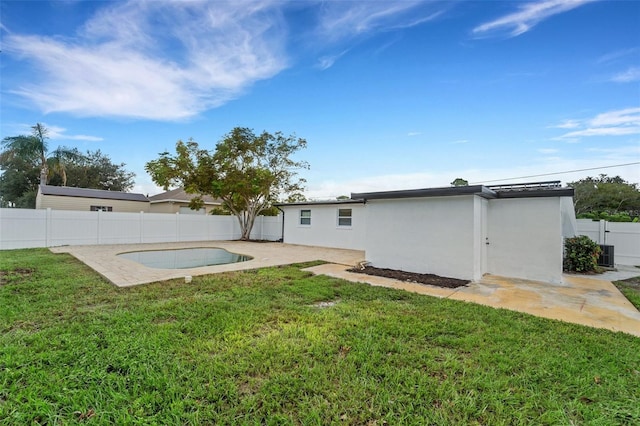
[37,194,150,213]
[281,204,366,250]
[486,197,563,283]
[149,202,219,214]
[364,196,476,280]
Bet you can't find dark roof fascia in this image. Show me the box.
[496,188,575,199]
[351,185,498,201]
[39,185,149,202]
[274,200,365,207]
[149,199,221,205]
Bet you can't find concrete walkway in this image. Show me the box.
[50,242,640,337]
[304,264,640,337]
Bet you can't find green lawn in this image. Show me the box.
[1,249,639,425]
[614,275,640,310]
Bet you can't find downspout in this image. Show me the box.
[276,206,285,243]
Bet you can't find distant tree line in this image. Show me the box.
[568,174,640,222]
[0,124,135,208]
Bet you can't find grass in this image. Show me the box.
[614,276,640,310]
[1,249,640,425]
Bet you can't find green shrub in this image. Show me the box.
[563,235,601,272]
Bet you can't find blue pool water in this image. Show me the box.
[118,248,252,269]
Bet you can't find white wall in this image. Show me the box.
[280,204,366,250]
[0,208,282,250]
[365,196,477,280]
[576,219,640,266]
[487,197,563,284]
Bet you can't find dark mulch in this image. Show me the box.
[347,266,469,289]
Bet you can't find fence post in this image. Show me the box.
[140,211,144,243]
[97,210,102,245]
[598,220,606,244]
[46,208,52,247]
[176,212,180,242]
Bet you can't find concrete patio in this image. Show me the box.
[50,241,640,337]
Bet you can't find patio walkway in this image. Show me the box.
[304,264,640,337]
[50,241,365,287]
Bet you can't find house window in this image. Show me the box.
[338,208,352,227]
[300,209,311,225]
[90,206,112,212]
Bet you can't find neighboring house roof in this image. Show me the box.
[39,185,149,202]
[274,199,365,207]
[148,187,221,205]
[352,181,574,201]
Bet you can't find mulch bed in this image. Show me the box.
[347,265,469,289]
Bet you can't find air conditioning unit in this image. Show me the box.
[598,245,614,268]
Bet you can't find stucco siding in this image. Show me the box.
[37,194,149,213]
[281,204,366,250]
[365,196,476,280]
[487,197,563,283]
[149,202,219,214]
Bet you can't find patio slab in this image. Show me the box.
[304,264,640,337]
[50,241,364,287]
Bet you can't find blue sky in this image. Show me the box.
[1,0,639,199]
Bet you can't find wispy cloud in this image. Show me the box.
[407,132,422,137]
[549,119,581,129]
[451,139,468,144]
[473,0,598,38]
[611,67,640,83]
[316,50,349,70]
[538,148,559,154]
[46,125,103,142]
[557,107,640,139]
[312,2,448,68]
[596,47,639,64]
[5,1,288,120]
[316,2,444,42]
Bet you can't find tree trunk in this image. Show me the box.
[40,166,48,185]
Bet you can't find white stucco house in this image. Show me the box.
[276,181,576,284]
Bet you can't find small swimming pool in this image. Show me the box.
[118,248,252,269]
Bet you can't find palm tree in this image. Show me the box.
[1,123,80,186]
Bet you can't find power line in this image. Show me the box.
[470,162,640,185]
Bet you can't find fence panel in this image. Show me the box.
[0,208,282,250]
[0,209,47,249]
[576,219,640,266]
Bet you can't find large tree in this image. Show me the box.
[146,127,309,240]
[48,149,135,192]
[1,123,79,186]
[568,174,640,219]
[1,125,136,207]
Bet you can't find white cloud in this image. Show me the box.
[46,125,103,142]
[611,67,640,83]
[5,1,288,120]
[407,132,422,137]
[451,139,468,144]
[596,47,639,64]
[589,107,640,127]
[538,148,558,154]
[556,107,640,140]
[473,0,598,38]
[316,2,444,42]
[316,50,349,70]
[549,119,581,129]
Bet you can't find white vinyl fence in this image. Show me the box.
[0,208,283,250]
[576,219,640,266]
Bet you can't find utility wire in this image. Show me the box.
[470,162,640,185]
